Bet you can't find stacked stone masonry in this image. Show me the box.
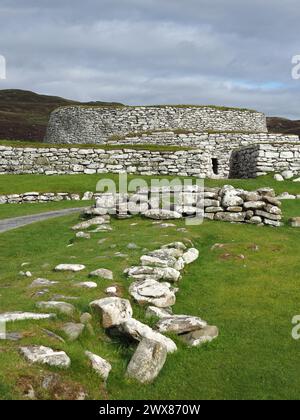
[87,185,283,227]
[107,132,298,148]
[1,104,300,179]
[0,146,211,177]
[107,132,299,178]
[0,192,81,204]
[231,143,300,178]
[0,191,128,204]
[45,106,268,145]
[1,133,299,179]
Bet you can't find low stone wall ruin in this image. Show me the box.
[85,185,283,227]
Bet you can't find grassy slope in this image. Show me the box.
[0,174,300,196]
[0,199,300,399]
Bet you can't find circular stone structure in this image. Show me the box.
[44,105,267,145]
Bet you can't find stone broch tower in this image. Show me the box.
[45,105,268,145]
[43,105,300,179]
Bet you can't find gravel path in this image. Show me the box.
[0,207,85,233]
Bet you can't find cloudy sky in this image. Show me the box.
[0,0,299,118]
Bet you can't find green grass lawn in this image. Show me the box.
[1,173,300,196]
[0,198,300,400]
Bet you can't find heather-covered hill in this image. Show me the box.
[0,89,122,141]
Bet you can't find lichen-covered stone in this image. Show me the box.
[90,297,132,328]
[85,351,112,381]
[126,338,167,384]
[129,279,177,308]
[20,346,71,368]
[119,318,177,353]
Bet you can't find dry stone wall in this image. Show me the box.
[0,192,81,204]
[1,133,300,179]
[87,185,283,227]
[44,106,267,145]
[108,132,299,178]
[107,132,298,147]
[231,143,300,178]
[0,145,211,178]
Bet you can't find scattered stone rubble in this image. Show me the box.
[0,203,217,389]
[0,180,291,390]
[120,240,218,381]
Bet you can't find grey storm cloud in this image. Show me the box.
[0,0,299,118]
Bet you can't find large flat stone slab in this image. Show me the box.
[55,264,86,272]
[143,209,182,220]
[0,208,84,234]
[156,315,207,334]
[89,268,113,280]
[29,278,59,288]
[129,279,177,308]
[125,266,181,282]
[0,312,55,323]
[119,318,177,353]
[20,345,71,368]
[36,301,75,316]
[180,325,219,347]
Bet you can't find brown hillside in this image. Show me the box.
[267,117,300,136]
[0,89,122,141]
